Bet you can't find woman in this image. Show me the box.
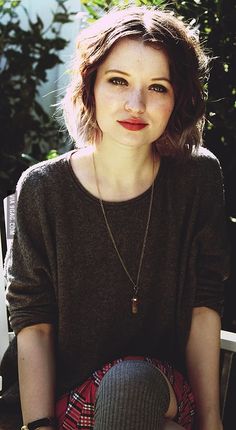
[4,5,229,430]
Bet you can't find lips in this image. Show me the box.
[117,119,148,131]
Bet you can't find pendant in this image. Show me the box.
[131,297,138,314]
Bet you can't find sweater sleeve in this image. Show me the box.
[193,153,230,316]
[4,167,57,334]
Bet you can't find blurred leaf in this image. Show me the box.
[50,37,68,50]
[53,12,73,23]
[34,101,50,121]
[21,153,38,164]
[44,53,62,68]
[46,149,59,159]
[11,0,21,6]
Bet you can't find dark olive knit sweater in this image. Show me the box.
[5,147,229,397]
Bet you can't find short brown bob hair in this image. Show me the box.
[62,5,210,157]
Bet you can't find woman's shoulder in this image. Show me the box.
[190,146,220,166]
[16,150,73,193]
[188,147,223,183]
[162,147,224,198]
[168,147,222,179]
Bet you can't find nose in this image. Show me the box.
[124,89,145,114]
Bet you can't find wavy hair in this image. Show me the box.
[61,5,210,157]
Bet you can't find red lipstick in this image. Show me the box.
[117,118,148,131]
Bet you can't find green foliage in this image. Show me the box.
[172,2,235,151]
[173,0,236,214]
[81,0,166,19]
[0,0,75,196]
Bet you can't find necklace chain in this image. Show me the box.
[92,152,155,313]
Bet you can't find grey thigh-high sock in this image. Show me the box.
[94,360,170,430]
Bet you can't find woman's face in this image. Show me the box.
[94,38,175,150]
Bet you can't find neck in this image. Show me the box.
[93,142,159,201]
[94,141,156,183]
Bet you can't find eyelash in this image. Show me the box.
[108,77,168,93]
[109,77,127,86]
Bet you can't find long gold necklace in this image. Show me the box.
[93,152,155,315]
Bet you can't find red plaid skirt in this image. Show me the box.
[56,356,195,430]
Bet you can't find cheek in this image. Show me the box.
[94,89,117,129]
[159,99,175,119]
[95,86,119,108]
[166,103,175,118]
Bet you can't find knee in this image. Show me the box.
[94,360,171,429]
[96,360,170,407]
[100,360,162,386]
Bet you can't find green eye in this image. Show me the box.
[109,77,128,86]
[150,84,167,93]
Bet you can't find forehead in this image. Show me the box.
[98,38,171,78]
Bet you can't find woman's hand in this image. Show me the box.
[197,419,223,430]
[196,410,223,430]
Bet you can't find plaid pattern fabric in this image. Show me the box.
[56,356,195,430]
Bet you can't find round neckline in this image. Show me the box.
[66,149,165,207]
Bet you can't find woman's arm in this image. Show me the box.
[186,306,223,430]
[17,323,56,429]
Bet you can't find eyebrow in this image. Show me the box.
[105,69,172,84]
